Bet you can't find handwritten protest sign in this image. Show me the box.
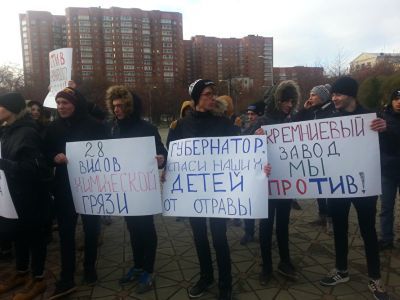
[43,48,73,109]
[0,144,18,219]
[162,136,269,219]
[262,113,381,199]
[66,137,162,216]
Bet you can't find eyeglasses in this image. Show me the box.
[200,91,214,98]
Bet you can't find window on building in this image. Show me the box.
[82,65,93,70]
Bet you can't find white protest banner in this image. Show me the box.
[162,136,269,219]
[262,113,381,199]
[43,48,73,109]
[0,144,18,219]
[66,137,162,216]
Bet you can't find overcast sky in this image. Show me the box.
[1,0,399,70]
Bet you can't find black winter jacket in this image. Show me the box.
[109,115,167,165]
[44,101,107,212]
[0,116,51,232]
[170,110,236,141]
[379,106,400,180]
[293,101,336,122]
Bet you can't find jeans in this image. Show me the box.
[328,196,380,279]
[380,175,400,242]
[189,217,232,289]
[259,199,292,274]
[125,215,157,273]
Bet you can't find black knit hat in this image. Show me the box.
[0,92,26,114]
[331,76,358,98]
[247,101,265,116]
[390,89,400,100]
[188,79,215,104]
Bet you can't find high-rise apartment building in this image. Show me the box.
[20,8,273,102]
[65,7,183,86]
[19,11,67,88]
[185,35,273,90]
[20,7,184,90]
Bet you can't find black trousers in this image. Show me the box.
[259,199,292,274]
[244,219,255,237]
[15,226,47,277]
[189,217,232,289]
[56,211,100,282]
[125,215,157,273]
[317,198,329,216]
[328,196,380,279]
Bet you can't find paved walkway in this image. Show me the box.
[1,200,400,300]
[1,128,399,300]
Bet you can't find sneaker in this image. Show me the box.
[368,279,390,300]
[218,288,232,300]
[48,280,76,299]
[13,278,46,300]
[0,272,29,294]
[83,269,98,286]
[320,269,349,286]
[277,261,298,281]
[119,267,143,285]
[240,234,254,245]
[188,278,214,298]
[259,271,272,286]
[378,240,394,251]
[136,272,154,294]
[291,200,302,210]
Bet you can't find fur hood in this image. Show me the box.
[264,80,301,114]
[105,85,142,120]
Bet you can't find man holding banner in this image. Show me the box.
[317,76,389,300]
[45,87,107,299]
[167,79,237,300]
[105,85,167,294]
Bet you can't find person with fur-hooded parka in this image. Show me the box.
[166,100,194,148]
[256,80,300,285]
[261,80,301,125]
[106,85,167,294]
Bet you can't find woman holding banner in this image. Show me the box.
[0,93,51,300]
[44,87,107,299]
[105,85,167,294]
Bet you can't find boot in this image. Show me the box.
[13,278,46,300]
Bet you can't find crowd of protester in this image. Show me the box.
[0,75,398,300]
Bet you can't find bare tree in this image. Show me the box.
[325,48,350,78]
[0,64,24,94]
